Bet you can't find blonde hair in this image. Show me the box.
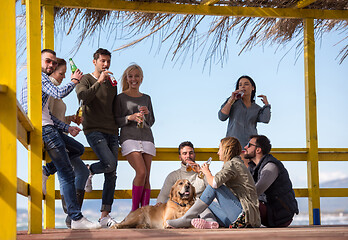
[121,64,144,92]
[219,137,242,162]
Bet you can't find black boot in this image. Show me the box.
[61,195,71,228]
[76,189,85,210]
[62,190,86,229]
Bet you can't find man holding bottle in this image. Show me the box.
[75,48,119,228]
[19,49,101,229]
[156,141,218,228]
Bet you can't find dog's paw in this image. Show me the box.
[109,224,121,229]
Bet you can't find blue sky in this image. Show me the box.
[15,3,348,210]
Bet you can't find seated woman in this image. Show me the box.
[166,137,260,229]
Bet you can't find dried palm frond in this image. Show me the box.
[16,0,348,66]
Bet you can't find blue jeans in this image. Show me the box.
[86,131,118,212]
[43,133,89,190]
[42,125,83,221]
[200,185,243,227]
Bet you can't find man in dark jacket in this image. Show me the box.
[244,135,299,227]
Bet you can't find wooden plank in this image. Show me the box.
[38,0,348,20]
[17,226,348,239]
[0,0,17,238]
[304,18,320,225]
[42,5,56,230]
[17,178,29,197]
[26,0,43,233]
[0,84,8,93]
[17,101,34,149]
[296,0,318,9]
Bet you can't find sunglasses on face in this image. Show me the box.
[44,58,58,66]
[247,142,259,148]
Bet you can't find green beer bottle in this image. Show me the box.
[69,58,77,73]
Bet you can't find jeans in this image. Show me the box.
[86,131,118,212]
[42,125,83,221]
[43,133,89,190]
[200,185,243,227]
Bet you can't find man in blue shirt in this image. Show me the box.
[19,49,101,229]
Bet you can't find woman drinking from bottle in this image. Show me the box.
[218,75,271,149]
[166,137,260,229]
[115,64,155,212]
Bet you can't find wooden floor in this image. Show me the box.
[17,225,348,239]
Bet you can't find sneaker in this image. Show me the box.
[191,218,219,229]
[84,165,93,193]
[42,170,48,195]
[229,211,247,229]
[71,216,101,230]
[99,215,117,228]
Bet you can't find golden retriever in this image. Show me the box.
[111,179,196,229]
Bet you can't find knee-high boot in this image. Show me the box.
[61,195,72,228]
[76,189,85,210]
[141,188,151,207]
[166,199,208,228]
[132,185,144,211]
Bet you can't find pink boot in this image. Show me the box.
[191,218,219,229]
[131,185,144,211]
[141,188,151,207]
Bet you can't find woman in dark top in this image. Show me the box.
[115,64,155,212]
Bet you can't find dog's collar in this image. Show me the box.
[171,200,187,207]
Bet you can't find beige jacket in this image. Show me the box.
[214,156,261,227]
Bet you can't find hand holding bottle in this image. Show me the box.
[231,90,244,100]
[137,105,145,128]
[198,157,212,179]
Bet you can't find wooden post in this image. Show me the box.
[42,4,56,229]
[0,0,17,238]
[304,18,321,225]
[26,0,43,233]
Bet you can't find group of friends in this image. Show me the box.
[19,47,298,230]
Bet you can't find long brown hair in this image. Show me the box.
[121,64,144,92]
[219,137,242,162]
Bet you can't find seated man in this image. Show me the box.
[157,141,217,228]
[244,135,299,227]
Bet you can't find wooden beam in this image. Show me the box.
[0,84,8,93]
[52,188,348,199]
[42,5,56,230]
[39,0,348,20]
[17,178,30,197]
[200,0,220,6]
[296,0,318,9]
[0,0,17,238]
[304,18,320,225]
[26,0,43,234]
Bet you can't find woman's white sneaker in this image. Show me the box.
[71,217,101,229]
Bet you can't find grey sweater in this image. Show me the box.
[115,92,155,144]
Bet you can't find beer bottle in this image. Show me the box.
[76,100,83,117]
[198,157,212,179]
[69,58,78,74]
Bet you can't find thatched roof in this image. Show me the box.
[22,0,348,65]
